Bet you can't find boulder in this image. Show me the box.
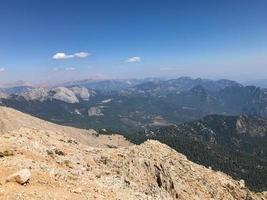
[6,169,31,184]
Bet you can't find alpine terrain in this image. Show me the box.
[0,106,266,199]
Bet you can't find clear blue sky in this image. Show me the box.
[0,0,267,84]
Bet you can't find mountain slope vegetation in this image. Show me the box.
[127,115,267,191]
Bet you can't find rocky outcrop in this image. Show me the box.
[21,88,49,101]
[88,106,104,116]
[69,86,91,101]
[236,115,267,137]
[51,87,79,103]
[14,86,91,104]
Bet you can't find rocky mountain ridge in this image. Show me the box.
[1,86,95,104]
[0,106,266,199]
[123,77,241,96]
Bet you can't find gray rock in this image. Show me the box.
[88,107,104,116]
[69,87,90,101]
[21,88,49,101]
[20,87,80,104]
[52,87,79,104]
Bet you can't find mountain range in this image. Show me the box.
[1,76,267,191]
[1,77,267,131]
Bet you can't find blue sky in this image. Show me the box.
[0,0,267,84]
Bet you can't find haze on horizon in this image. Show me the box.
[0,0,267,84]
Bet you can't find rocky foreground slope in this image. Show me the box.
[0,107,266,199]
[0,106,130,148]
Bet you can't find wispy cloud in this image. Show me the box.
[125,56,141,63]
[53,52,90,60]
[74,52,90,58]
[0,68,5,72]
[65,67,76,71]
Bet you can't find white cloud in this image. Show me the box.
[0,68,5,72]
[53,52,90,60]
[125,56,141,63]
[74,52,90,58]
[53,53,74,60]
[65,67,76,71]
